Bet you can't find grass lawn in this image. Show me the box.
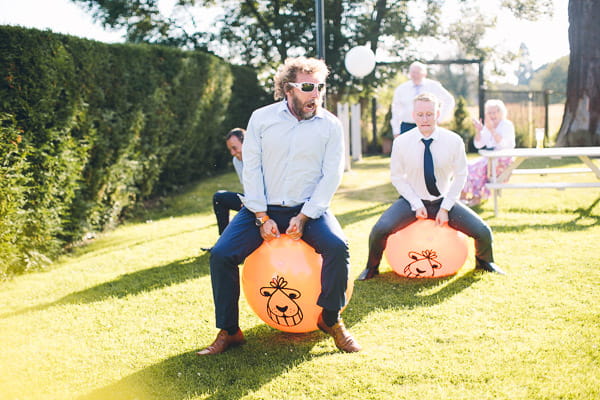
[1,155,599,400]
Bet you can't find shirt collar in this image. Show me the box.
[418,127,440,141]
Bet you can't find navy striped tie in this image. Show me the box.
[422,138,440,196]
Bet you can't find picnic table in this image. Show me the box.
[478,146,600,216]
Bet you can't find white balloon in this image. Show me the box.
[344,46,376,78]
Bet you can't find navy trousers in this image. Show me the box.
[212,191,243,235]
[209,205,350,331]
[366,197,494,269]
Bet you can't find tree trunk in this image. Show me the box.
[555,0,600,146]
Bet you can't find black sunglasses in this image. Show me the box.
[288,82,326,92]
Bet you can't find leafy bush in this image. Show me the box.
[0,114,33,276]
[0,26,268,276]
[451,96,476,151]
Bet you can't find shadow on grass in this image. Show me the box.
[129,172,241,222]
[489,195,600,232]
[123,155,591,224]
[75,270,482,400]
[336,202,392,227]
[70,224,208,260]
[66,213,481,400]
[348,269,483,318]
[77,325,330,400]
[0,254,210,319]
[127,157,393,223]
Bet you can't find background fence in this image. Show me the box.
[482,89,563,147]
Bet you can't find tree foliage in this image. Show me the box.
[530,55,568,103]
[71,0,498,101]
[516,43,533,85]
[70,0,555,104]
[73,0,217,49]
[0,25,267,276]
[500,0,553,20]
[218,0,439,99]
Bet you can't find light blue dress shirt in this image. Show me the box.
[242,100,345,219]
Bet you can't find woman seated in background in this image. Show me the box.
[461,99,516,207]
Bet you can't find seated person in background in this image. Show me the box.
[202,128,245,252]
[461,99,515,207]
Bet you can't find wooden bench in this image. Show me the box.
[478,147,600,216]
[511,167,590,175]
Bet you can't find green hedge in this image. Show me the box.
[0,26,268,276]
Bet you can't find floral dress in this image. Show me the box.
[462,119,516,203]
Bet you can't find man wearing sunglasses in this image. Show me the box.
[197,57,360,355]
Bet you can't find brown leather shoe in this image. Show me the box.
[317,313,361,353]
[196,329,246,356]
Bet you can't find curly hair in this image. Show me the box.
[273,57,330,100]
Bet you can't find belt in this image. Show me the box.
[399,196,443,205]
[267,204,303,210]
[421,198,443,205]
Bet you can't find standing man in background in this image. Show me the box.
[390,61,455,137]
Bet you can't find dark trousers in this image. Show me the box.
[213,191,243,235]
[400,122,417,134]
[366,197,494,269]
[209,205,350,331]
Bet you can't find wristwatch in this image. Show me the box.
[255,215,270,227]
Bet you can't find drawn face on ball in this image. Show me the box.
[403,250,442,278]
[260,276,303,327]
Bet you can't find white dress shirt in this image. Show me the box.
[473,119,516,150]
[390,126,467,212]
[242,101,345,219]
[390,78,456,136]
[233,157,243,184]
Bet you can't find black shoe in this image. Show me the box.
[475,261,506,275]
[201,247,212,253]
[357,266,379,281]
